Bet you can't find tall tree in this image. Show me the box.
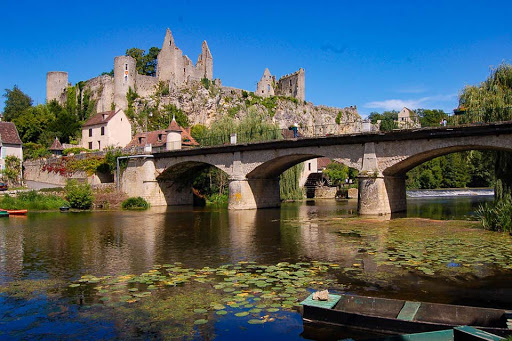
[459,63,512,199]
[125,47,161,76]
[416,109,448,127]
[2,85,33,121]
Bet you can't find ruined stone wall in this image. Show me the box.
[256,69,275,97]
[276,68,305,101]
[46,71,68,105]
[84,75,114,113]
[135,74,158,98]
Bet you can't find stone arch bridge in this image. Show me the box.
[120,122,512,215]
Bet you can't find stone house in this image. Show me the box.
[397,107,420,128]
[0,122,23,171]
[82,109,132,150]
[126,119,198,152]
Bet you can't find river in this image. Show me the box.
[1,190,511,340]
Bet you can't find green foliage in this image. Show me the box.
[459,63,512,199]
[335,111,343,124]
[163,104,189,128]
[125,47,161,76]
[368,111,398,131]
[3,156,21,186]
[103,148,127,173]
[13,104,55,143]
[156,81,170,96]
[280,163,304,200]
[227,105,241,118]
[323,162,351,186]
[23,142,51,160]
[476,199,512,232]
[0,191,68,210]
[416,108,448,127]
[2,85,33,121]
[122,197,150,210]
[241,90,249,98]
[66,86,77,116]
[101,70,114,77]
[199,108,281,146]
[190,124,207,141]
[66,157,105,176]
[206,193,228,207]
[192,167,229,206]
[200,78,211,89]
[65,180,93,209]
[125,87,139,120]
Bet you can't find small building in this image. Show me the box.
[126,119,198,152]
[49,137,64,156]
[0,122,23,171]
[82,109,132,150]
[397,107,420,128]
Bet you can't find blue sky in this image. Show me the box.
[1,0,511,117]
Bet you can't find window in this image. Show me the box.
[289,80,292,86]
[308,163,311,171]
[98,141,101,150]
[88,142,92,149]
[89,128,92,137]
[138,137,143,144]
[101,127,105,135]
[267,85,270,92]
[124,75,128,82]
[125,63,128,71]
[158,134,163,142]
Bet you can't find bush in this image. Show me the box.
[63,147,89,156]
[23,142,51,160]
[65,180,93,209]
[122,197,150,210]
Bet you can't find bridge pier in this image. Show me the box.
[228,178,281,210]
[357,174,407,215]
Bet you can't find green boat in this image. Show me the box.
[0,210,9,217]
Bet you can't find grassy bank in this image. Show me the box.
[0,191,68,210]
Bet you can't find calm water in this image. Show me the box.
[1,193,511,340]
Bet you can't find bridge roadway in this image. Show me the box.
[120,121,512,215]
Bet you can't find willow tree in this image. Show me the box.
[459,63,512,199]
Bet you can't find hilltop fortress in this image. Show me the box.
[46,28,306,113]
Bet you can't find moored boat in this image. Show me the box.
[0,209,28,215]
[0,210,9,217]
[300,293,512,337]
[59,206,70,212]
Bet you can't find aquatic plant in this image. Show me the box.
[65,180,93,209]
[476,199,512,232]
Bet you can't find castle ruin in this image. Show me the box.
[46,28,214,112]
[256,68,305,101]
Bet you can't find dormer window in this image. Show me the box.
[138,137,143,144]
[158,134,163,142]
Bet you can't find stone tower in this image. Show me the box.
[166,118,182,150]
[196,41,213,80]
[276,68,305,101]
[113,55,136,110]
[46,71,68,105]
[256,68,275,97]
[157,28,213,89]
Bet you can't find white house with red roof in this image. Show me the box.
[0,122,23,171]
[82,109,132,150]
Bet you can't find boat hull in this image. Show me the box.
[301,294,512,337]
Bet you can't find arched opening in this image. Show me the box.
[157,161,229,207]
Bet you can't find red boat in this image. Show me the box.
[0,209,28,215]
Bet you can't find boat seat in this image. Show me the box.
[396,301,421,321]
[504,311,512,329]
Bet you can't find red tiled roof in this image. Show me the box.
[317,157,331,169]
[0,122,22,145]
[82,110,118,127]
[49,137,64,151]
[127,126,199,148]
[167,119,181,132]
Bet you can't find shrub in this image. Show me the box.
[63,147,89,156]
[122,197,150,210]
[23,142,51,160]
[65,180,93,209]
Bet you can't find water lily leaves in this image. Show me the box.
[235,312,249,317]
[216,310,227,315]
[266,308,280,313]
[193,308,208,314]
[248,319,265,324]
[69,283,80,288]
[211,303,225,310]
[194,319,208,325]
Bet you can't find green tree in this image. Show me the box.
[125,47,161,76]
[13,104,55,143]
[416,109,448,127]
[323,162,349,186]
[2,86,33,121]
[368,111,398,131]
[459,63,512,199]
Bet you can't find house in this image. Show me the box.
[0,122,23,170]
[126,119,199,152]
[397,107,421,128]
[82,109,132,150]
